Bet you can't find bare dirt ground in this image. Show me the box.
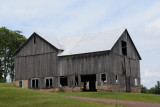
[67,96,160,107]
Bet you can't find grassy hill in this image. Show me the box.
[0,83,123,107]
[1,83,160,107]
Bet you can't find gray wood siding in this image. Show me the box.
[16,35,56,57]
[111,32,140,60]
[110,31,141,86]
[15,35,59,88]
[14,31,141,89]
[58,52,111,76]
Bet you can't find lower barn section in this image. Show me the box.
[14,73,141,93]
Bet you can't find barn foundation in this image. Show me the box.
[14,80,28,88]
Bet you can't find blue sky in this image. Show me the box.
[1,0,160,88]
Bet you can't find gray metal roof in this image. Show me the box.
[36,29,125,56]
[58,29,125,56]
[35,32,64,50]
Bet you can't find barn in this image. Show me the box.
[13,29,141,92]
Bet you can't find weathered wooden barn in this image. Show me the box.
[14,29,141,92]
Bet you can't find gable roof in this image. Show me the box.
[13,32,64,56]
[125,30,142,60]
[59,29,125,56]
[35,32,64,50]
[13,29,141,60]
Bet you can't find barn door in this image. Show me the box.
[126,76,131,92]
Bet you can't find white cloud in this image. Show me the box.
[141,69,160,88]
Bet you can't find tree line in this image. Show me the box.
[141,81,160,95]
[0,27,27,82]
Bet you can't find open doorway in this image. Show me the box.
[81,74,97,92]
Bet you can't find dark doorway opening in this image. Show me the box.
[60,76,68,86]
[81,74,97,92]
[75,76,78,86]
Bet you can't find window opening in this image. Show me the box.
[34,36,36,44]
[115,74,118,84]
[60,76,68,86]
[19,80,22,88]
[45,77,53,88]
[121,41,127,56]
[100,73,107,82]
[31,78,39,88]
[135,78,138,86]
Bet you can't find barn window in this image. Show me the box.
[45,77,53,88]
[60,76,68,86]
[121,41,127,56]
[75,76,78,86]
[115,74,118,84]
[135,78,138,86]
[100,73,107,83]
[31,78,39,88]
[19,80,22,88]
[34,36,36,44]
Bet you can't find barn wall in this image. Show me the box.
[58,52,112,76]
[111,31,141,87]
[58,52,112,87]
[111,32,140,60]
[58,52,125,87]
[14,35,59,88]
[16,35,56,57]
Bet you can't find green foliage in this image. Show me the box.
[141,85,148,93]
[141,81,160,95]
[0,27,27,82]
[0,82,14,87]
[155,81,160,94]
[148,87,155,94]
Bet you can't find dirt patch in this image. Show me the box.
[67,96,160,107]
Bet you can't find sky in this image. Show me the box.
[0,0,160,88]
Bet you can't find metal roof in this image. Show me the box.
[58,29,125,56]
[35,29,125,56]
[13,29,126,56]
[35,32,64,50]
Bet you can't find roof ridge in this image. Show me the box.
[69,28,126,37]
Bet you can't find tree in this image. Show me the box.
[155,81,160,94]
[0,27,27,82]
[141,85,148,93]
[147,81,160,95]
[148,87,155,94]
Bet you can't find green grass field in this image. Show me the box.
[0,83,124,107]
[1,83,160,107]
[59,91,160,103]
